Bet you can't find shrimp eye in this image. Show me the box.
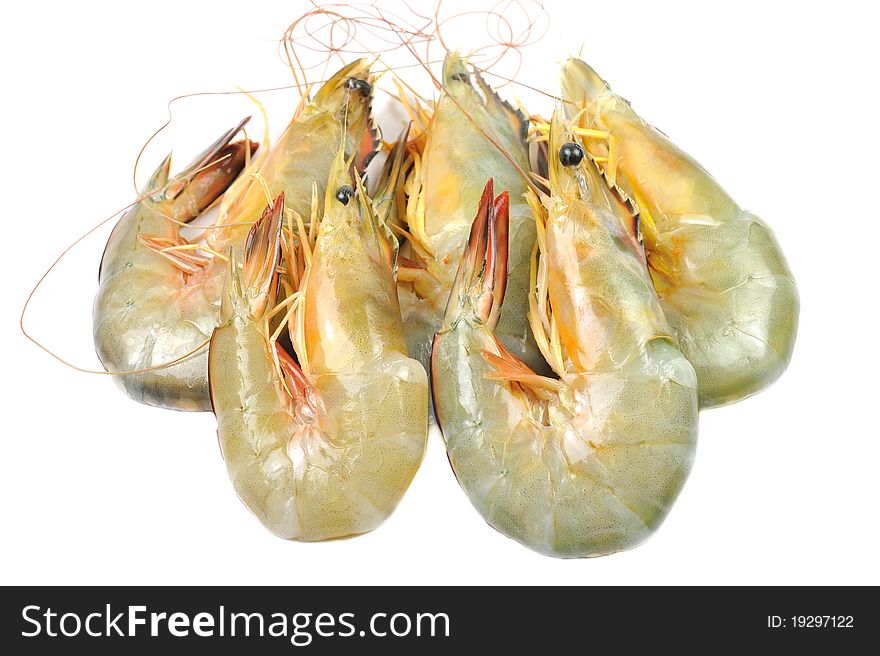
[335,185,354,205]
[345,77,372,94]
[451,72,468,82]
[559,142,584,167]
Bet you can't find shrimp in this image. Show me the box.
[560,58,799,408]
[93,60,379,411]
[93,122,253,411]
[431,111,698,558]
[208,146,428,540]
[397,51,547,376]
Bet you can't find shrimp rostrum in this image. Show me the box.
[561,58,799,408]
[209,147,428,540]
[431,112,698,557]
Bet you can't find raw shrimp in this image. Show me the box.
[93,122,253,411]
[560,58,799,408]
[208,147,428,540]
[93,60,378,411]
[431,112,698,557]
[398,51,547,375]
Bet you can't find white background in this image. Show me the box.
[2,0,878,585]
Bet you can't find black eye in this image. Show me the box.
[559,142,584,167]
[335,185,354,205]
[450,72,468,82]
[345,78,371,94]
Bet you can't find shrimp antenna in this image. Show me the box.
[282,1,436,94]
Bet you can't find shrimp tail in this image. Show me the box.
[355,173,398,272]
[440,179,510,331]
[157,117,257,223]
[353,109,381,174]
[145,153,173,194]
[534,139,550,193]
[371,123,411,226]
[177,117,252,181]
[241,193,284,317]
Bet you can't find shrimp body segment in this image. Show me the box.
[431,114,698,557]
[399,52,545,375]
[93,60,378,411]
[209,150,428,540]
[561,58,799,407]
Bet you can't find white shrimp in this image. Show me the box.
[431,112,698,557]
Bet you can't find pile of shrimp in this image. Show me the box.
[22,1,798,558]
